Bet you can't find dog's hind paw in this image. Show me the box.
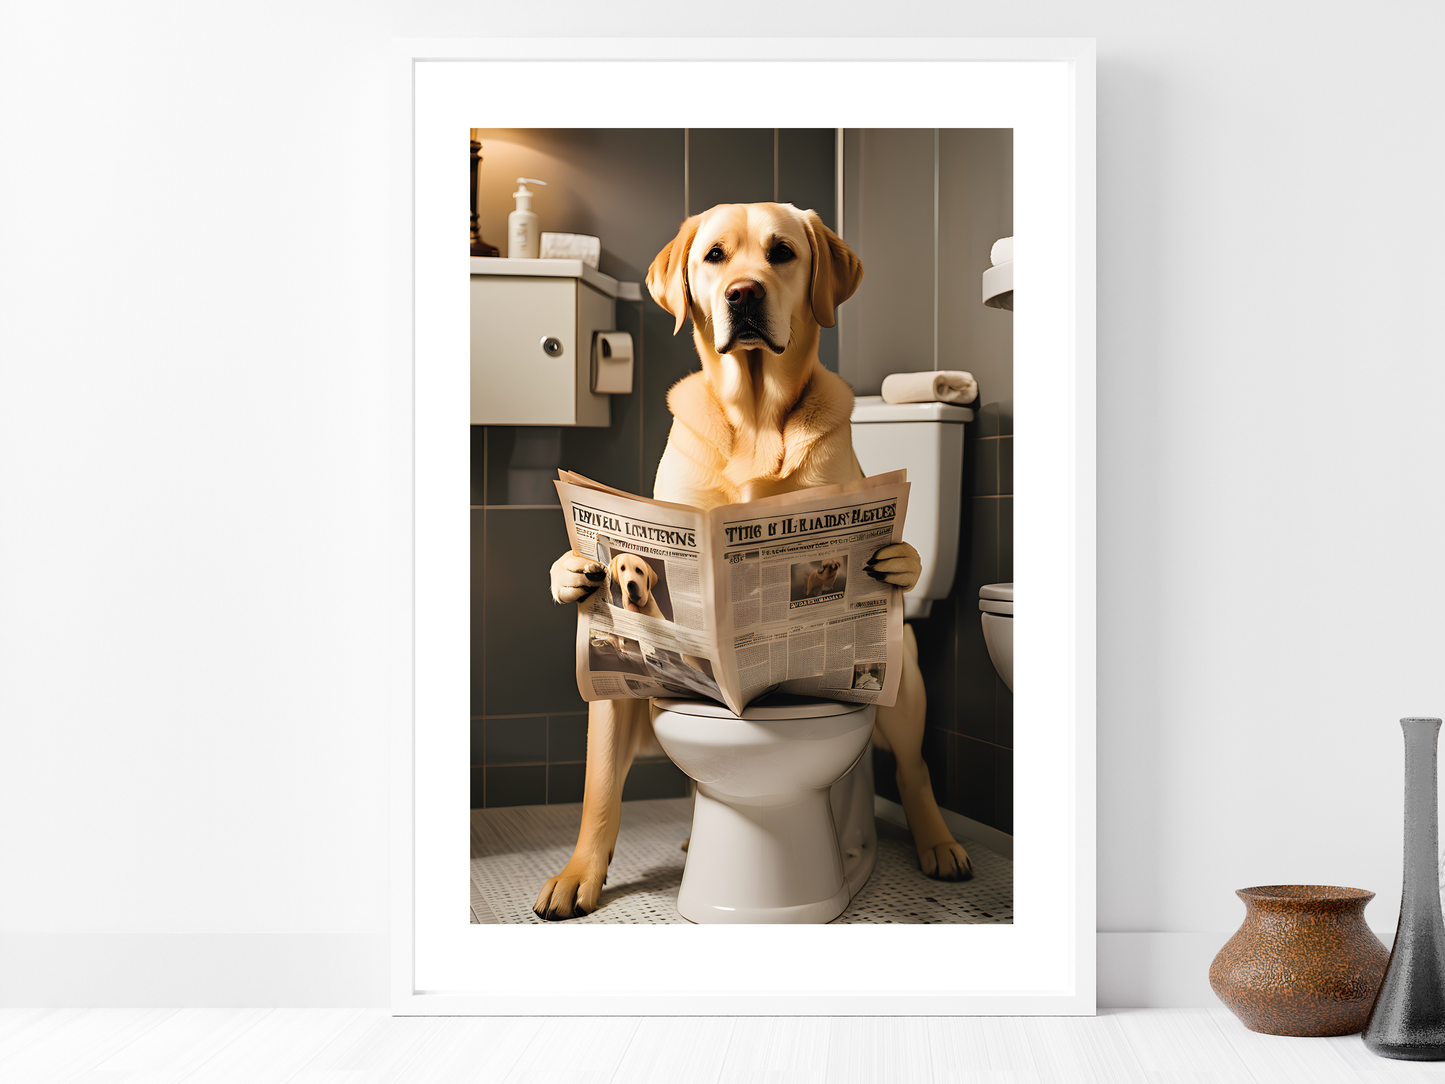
[533,860,607,921]
[919,841,973,882]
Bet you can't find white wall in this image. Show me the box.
[2,2,1442,1007]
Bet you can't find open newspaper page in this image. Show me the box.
[557,470,911,716]
[555,475,732,708]
[707,471,910,711]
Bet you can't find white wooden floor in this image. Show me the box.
[1,1007,1441,1082]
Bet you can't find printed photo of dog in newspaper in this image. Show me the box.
[592,534,721,702]
[789,555,848,606]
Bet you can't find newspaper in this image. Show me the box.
[555,469,911,716]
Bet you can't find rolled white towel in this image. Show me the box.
[881,370,978,406]
[540,232,601,269]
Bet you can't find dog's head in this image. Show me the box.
[608,552,658,609]
[817,559,841,576]
[646,203,863,355]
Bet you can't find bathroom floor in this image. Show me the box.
[470,797,1013,925]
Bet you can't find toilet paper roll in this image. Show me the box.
[880,370,978,406]
[990,236,1014,266]
[540,232,601,269]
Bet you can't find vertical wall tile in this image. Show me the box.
[493,427,563,506]
[548,714,589,763]
[998,436,1013,495]
[995,746,1013,835]
[548,762,586,805]
[996,678,1013,750]
[923,726,953,808]
[471,765,485,811]
[954,737,997,828]
[483,509,588,716]
[972,437,1000,496]
[871,748,901,806]
[641,304,699,489]
[913,606,956,738]
[956,496,999,741]
[779,128,840,374]
[484,427,512,505]
[485,717,548,765]
[688,129,774,212]
[485,765,546,808]
[937,128,1013,425]
[975,402,1002,438]
[844,129,936,395]
[778,129,836,224]
[998,496,1013,583]
[471,509,486,717]
[470,720,485,766]
[470,427,486,506]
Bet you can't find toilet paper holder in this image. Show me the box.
[591,331,634,395]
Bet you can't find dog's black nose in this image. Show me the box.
[726,280,764,313]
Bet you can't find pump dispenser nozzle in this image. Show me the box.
[512,178,547,209]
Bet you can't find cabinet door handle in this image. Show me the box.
[540,336,564,358]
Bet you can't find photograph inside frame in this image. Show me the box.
[468,128,1013,927]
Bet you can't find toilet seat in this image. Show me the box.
[978,582,1014,615]
[654,693,865,720]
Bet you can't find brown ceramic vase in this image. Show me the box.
[1210,885,1389,1036]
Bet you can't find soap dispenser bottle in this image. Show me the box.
[508,177,547,258]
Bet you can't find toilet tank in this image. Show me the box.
[850,396,972,619]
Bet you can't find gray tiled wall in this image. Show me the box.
[470,129,837,809]
[841,130,1015,835]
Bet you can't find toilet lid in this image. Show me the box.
[654,693,870,721]
[979,582,1014,615]
[851,395,973,424]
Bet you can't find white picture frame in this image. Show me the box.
[394,37,1096,1015]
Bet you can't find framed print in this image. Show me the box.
[394,37,1095,1014]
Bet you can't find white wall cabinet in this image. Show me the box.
[470,258,636,426]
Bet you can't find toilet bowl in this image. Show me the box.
[979,582,1013,691]
[651,694,878,924]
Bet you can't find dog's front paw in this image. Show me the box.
[866,542,922,592]
[533,857,608,921]
[919,841,973,881]
[550,550,606,604]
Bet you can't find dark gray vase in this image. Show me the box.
[1363,717,1445,1059]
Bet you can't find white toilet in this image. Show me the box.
[649,396,972,924]
[651,695,877,923]
[979,583,1014,691]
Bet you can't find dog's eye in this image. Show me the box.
[768,244,795,264]
[704,246,725,263]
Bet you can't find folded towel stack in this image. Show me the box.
[880,370,979,406]
[539,232,601,269]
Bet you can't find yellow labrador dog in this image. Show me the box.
[539,202,972,920]
[608,552,663,617]
[803,558,843,598]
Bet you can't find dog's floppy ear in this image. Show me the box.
[803,210,864,329]
[607,554,623,581]
[647,215,702,335]
[645,561,658,589]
